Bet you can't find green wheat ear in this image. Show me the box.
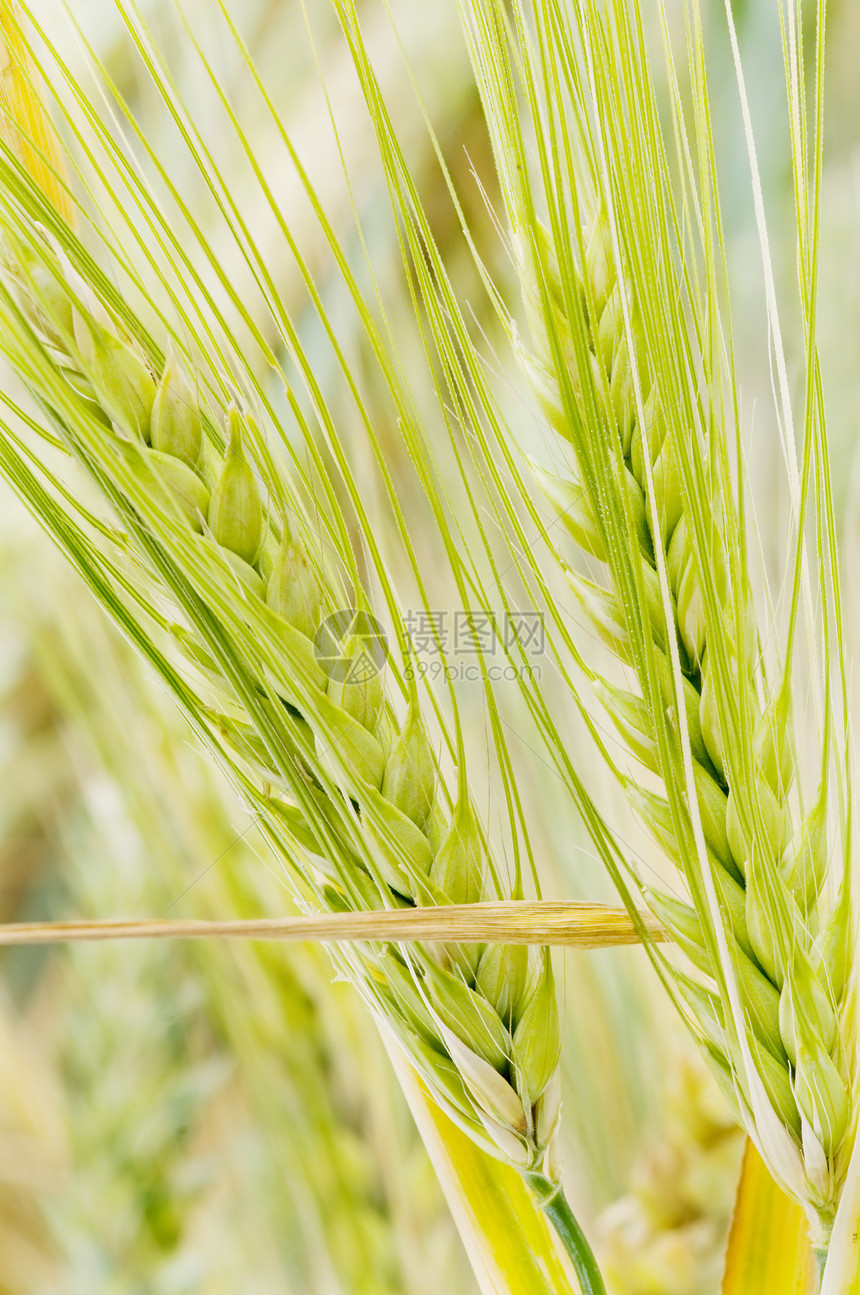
[439,0,854,1265]
[0,0,600,1258]
[513,191,852,1224]
[0,185,578,1258]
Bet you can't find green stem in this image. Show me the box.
[814,1246,827,1291]
[523,1172,607,1295]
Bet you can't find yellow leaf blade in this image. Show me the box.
[721,1140,812,1295]
[387,1043,580,1295]
[0,2,73,222]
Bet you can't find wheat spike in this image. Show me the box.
[514,201,851,1243]
[0,219,563,1186]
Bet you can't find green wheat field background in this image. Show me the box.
[1,1,860,1291]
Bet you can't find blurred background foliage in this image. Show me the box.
[1,0,858,1289]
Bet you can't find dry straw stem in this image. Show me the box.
[0,901,664,947]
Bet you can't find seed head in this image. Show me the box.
[794,1037,850,1157]
[810,892,850,1004]
[585,213,616,314]
[594,678,658,772]
[380,699,436,828]
[780,793,828,910]
[596,286,625,374]
[474,943,530,1027]
[609,345,635,452]
[742,849,792,988]
[726,778,788,878]
[629,388,667,484]
[568,572,631,662]
[512,953,560,1107]
[138,447,210,531]
[151,347,203,467]
[360,782,434,896]
[207,407,263,564]
[644,886,710,975]
[754,690,794,798]
[691,760,736,879]
[266,536,323,641]
[326,630,384,733]
[530,461,606,559]
[429,798,484,908]
[427,963,512,1074]
[778,956,837,1067]
[734,948,785,1062]
[441,1026,528,1135]
[73,310,156,440]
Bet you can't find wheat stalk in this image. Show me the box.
[213,0,857,1278]
[323,0,856,1276]
[516,181,851,1257]
[7,0,852,1284]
